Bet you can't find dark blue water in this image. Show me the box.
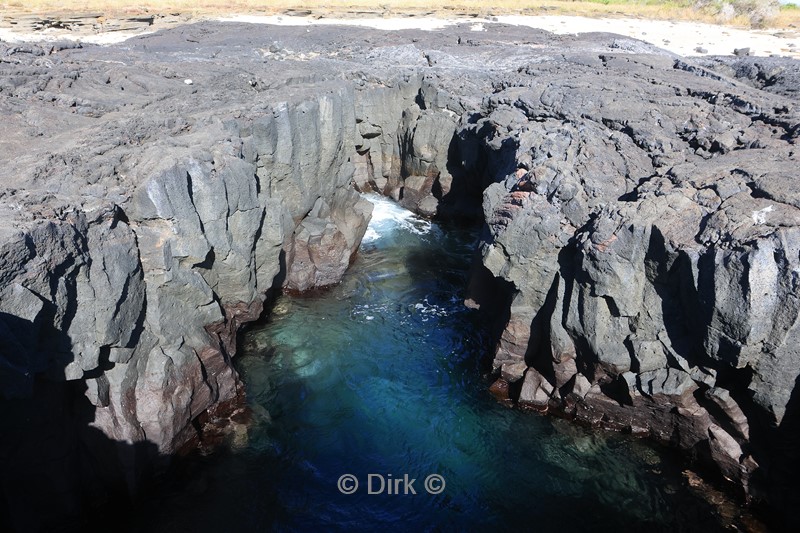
[135,195,733,532]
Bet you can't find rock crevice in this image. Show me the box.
[1,21,799,528]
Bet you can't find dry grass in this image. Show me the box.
[1,1,799,29]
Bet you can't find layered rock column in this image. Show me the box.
[2,22,800,527]
[1,81,372,527]
[462,53,800,500]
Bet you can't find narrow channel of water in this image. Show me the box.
[134,195,731,532]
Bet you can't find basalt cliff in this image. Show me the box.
[0,22,799,530]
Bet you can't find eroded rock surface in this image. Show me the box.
[0,21,798,529]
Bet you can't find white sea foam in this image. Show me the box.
[362,227,380,242]
[410,298,450,323]
[361,193,432,243]
[352,302,391,322]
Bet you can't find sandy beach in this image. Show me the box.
[0,13,798,59]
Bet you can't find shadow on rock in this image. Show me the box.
[0,311,160,533]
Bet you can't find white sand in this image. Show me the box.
[496,15,799,59]
[219,14,457,32]
[0,26,142,45]
[221,14,799,59]
[1,14,798,59]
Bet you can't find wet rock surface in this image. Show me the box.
[0,21,798,529]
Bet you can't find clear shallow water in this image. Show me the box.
[134,195,730,532]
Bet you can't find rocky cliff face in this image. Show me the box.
[0,28,377,529]
[464,52,800,504]
[1,21,799,528]
[346,31,800,516]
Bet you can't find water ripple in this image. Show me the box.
[134,196,732,532]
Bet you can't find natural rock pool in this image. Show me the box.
[131,196,741,531]
[2,21,799,531]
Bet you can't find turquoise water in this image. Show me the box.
[135,195,730,532]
